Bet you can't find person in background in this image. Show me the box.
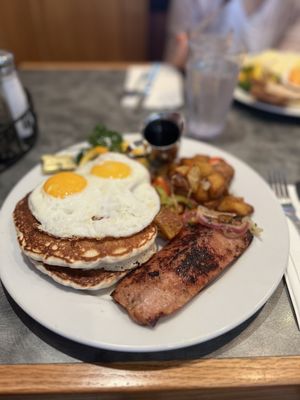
[165,0,300,70]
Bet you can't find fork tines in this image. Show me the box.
[268,170,289,199]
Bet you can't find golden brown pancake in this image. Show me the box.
[14,195,157,270]
[32,260,128,290]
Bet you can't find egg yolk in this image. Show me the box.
[91,161,131,179]
[43,172,87,198]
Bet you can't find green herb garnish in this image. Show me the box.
[238,80,252,91]
[156,186,195,209]
[88,124,123,152]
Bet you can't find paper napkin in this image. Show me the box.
[121,63,184,110]
[285,185,300,330]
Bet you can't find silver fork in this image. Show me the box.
[268,170,300,233]
[269,170,300,329]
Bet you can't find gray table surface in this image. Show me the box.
[0,69,300,364]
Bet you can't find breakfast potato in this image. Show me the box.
[195,161,214,177]
[180,158,196,167]
[217,195,254,216]
[207,172,227,199]
[194,183,210,203]
[154,206,183,240]
[193,155,210,163]
[164,154,253,217]
[181,155,209,167]
[174,165,189,176]
[211,159,234,184]
[187,165,201,193]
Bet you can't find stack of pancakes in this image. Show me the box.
[13,194,157,290]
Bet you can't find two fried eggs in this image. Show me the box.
[29,153,160,239]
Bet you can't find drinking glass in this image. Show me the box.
[185,32,243,140]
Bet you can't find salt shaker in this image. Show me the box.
[0,50,34,140]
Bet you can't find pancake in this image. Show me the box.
[31,242,156,290]
[32,260,128,290]
[14,195,157,270]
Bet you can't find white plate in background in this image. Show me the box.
[234,86,300,117]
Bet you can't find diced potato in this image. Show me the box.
[181,155,210,168]
[217,195,254,216]
[212,160,234,183]
[181,158,196,167]
[187,165,201,193]
[207,172,227,199]
[194,162,214,177]
[194,184,209,203]
[192,155,210,163]
[154,206,183,240]
[175,165,190,176]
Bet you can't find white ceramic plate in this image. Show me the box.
[0,136,289,352]
[234,86,300,117]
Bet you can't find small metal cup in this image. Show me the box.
[142,112,184,168]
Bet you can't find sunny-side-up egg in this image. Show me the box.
[28,153,160,239]
[77,152,150,187]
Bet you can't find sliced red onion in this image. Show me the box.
[183,207,249,238]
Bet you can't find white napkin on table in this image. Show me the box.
[121,63,184,110]
[285,184,300,329]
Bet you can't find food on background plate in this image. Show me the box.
[13,152,160,289]
[112,221,253,326]
[284,64,300,92]
[238,50,300,107]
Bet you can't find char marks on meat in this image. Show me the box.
[111,224,253,326]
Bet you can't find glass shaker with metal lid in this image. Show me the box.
[0,50,37,170]
[0,50,35,141]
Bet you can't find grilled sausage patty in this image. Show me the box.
[112,224,253,326]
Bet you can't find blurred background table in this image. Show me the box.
[1,63,300,399]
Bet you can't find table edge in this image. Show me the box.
[1,356,300,398]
